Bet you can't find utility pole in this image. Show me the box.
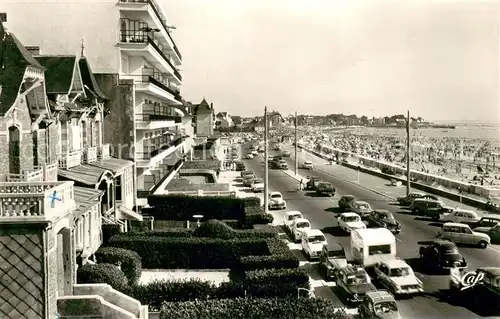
[294,111,298,176]
[406,110,411,196]
[264,106,269,213]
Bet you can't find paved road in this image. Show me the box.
[241,142,500,319]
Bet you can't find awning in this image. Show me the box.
[58,164,113,186]
[89,158,134,174]
[117,205,143,221]
[73,186,104,218]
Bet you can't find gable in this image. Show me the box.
[35,56,77,94]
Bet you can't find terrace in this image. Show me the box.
[6,162,58,183]
[124,67,180,102]
[59,150,82,169]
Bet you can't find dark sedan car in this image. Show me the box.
[338,195,356,212]
[336,265,377,305]
[366,210,401,234]
[419,239,467,272]
[397,192,438,206]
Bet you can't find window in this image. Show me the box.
[116,176,122,201]
[368,245,391,255]
[0,13,6,22]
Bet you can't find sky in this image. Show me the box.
[162,0,500,123]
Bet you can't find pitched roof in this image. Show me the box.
[35,55,77,94]
[78,57,108,100]
[194,98,212,113]
[0,21,44,115]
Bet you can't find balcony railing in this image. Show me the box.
[59,150,82,169]
[136,136,185,160]
[147,0,182,60]
[147,37,182,81]
[135,113,181,122]
[0,181,76,220]
[126,69,180,97]
[83,147,97,164]
[99,144,110,160]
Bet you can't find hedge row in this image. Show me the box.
[159,298,352,319]
[236,238,298,274]
[94,247,142,286]
[77,263,129,293]
[132,268,309,311]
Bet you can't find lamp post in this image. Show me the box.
[294,111,298,176]
[264,106,269,214]
[406,110,411,196]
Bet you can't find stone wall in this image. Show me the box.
[94,74,134,160]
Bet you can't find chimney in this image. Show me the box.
[25,46,40,55]
[210,103,213,109]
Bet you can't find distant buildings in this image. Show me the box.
[194,98,214,136]
[215,111,233,129]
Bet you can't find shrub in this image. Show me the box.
[243,268,310,298]
[146,195,245,221]
[242,197,261,208]
[237,238,299,272]
[181,159,220,171]
[221,219,240,229]
[94,247,142,286]
[102,224,121,245]
[77,263,128,293]
[120,228,194,238]
[192,219,237,240]
[244,210,274,227]
[159,298,352,319]
[108,235,269,269]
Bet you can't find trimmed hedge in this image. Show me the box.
[108,235,269,269]
[94,247,142,286]
[237,238,299,273]
[102,224,121,245]
[132,268,309,311]
[119,228,194,238]
[159,298,352,319]
[77,263,129,293]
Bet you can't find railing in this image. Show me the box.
[58,150,82,169]
[83,147,98,163]
[0,181,76,219]
[125,71,179,97]
[136,137,185,160]
[147,37,182,80]
[149,158,184,194]
[99,144,110,160]
[147,0,183,60]
[43,162,58,182]
[135,113,180,122]
[7,168,43,182]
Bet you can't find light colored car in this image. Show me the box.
[246,153,254,159]
[251,178,264,192]
[337,212,366,233]
[438,222,491,248]
[268,192,286,210]
[251,150,258,155]
[282,150,291,157]
[291,218,311,242]
[374,259,423,296]
[440,209,480,225]
[277,160,288,169]
[284,211,303,232]
[358,290,401,319]
[301,229,327,260]
[351,201,373,218]
[302,161,313,170]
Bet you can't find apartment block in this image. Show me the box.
[3,0,193,206]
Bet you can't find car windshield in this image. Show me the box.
[374,301,398,314]
[358,204,370,209]
[253,179,263,183]
[344,216,360,222]
[305,161,312,164]
[296,222,310,228]
[328,249,345,258]
[346,272,368,285]
[288,214,301,221]
[389,267,411,277]
[271,194,281,199]
[308,235,325,243]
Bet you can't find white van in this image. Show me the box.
[351,228,396,267]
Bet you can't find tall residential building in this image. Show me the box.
[3,0,192,206]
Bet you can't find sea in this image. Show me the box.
[344,123,500,141]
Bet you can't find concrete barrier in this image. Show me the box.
[297,144,492,211]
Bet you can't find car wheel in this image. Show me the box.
[478,240,488,249]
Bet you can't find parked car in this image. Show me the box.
[410,199,453,220]
[241,170,253,178]
[438,222,491,248]
[440,208,481,225]
[419,239,467,271]
[251,150,258,156]
[306,176,321,189]
[319,244,348,280]
[251,178,264,192]
[337,212,366,233]
[282,150,291,157]
[351,201,373,218]
[246,153,254,159]
[301,229,327,260]
[338,195,357,212]
[397,192,438,206]
[302,161,314,170]
[290,218,311,242]
[268,192,286,210]
[277,160,288,169]
[473,215,500,233]
[243,175,255,187]
[336,265,377,305]
[373,259,424,296]
[366,210,402,234]
[316,182,335,196]
[284,211,303,232]
[461,267,500,316]
[358,290,401,319]
[235,162,245,171]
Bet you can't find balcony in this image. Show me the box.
[83,146,98,163]
[99,144,111,160]
[136,136,185,168]
[119,31,181,83]
[123,68,180,103]
[0,181,76,222]
[118,0,182,63]
[135,113,181,130]
[59,150,82,169]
